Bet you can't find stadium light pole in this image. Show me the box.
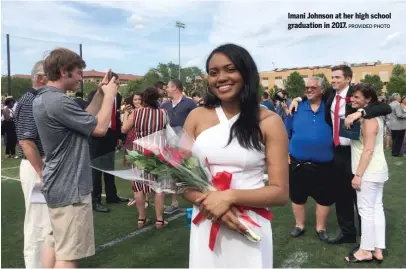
[176,21,185,80]
[6,34,11,96]
[79,43,84,94]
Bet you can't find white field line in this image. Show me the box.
[96,211,186,251]
[2,173,269,253]
[1,166,20,170]
[1,177,185,252]
[1,175,20,181]
[280,251,309,268]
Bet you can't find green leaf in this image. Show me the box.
[134,160,147,169]
[127,150,140,158]
[185,157,199,168]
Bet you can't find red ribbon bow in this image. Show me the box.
[192,171,273,251]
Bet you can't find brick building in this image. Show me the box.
[259,61,406,92]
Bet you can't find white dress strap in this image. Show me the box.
[215,106,240,127]
[215,106,229,125]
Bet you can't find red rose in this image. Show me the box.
[143,148,153,157]
[167,147,183,168]
[157,153,167,163]
[168,158,182,168]
[345,97,351,103]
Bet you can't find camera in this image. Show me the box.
[109,71,119,81]
[273,90,287,102]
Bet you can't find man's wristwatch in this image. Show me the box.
[357,108,366,118]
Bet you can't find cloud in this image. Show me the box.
[2,1,108,43]
[22,48,39,56]
[380,32,401,47]
[2,0,406,77]
[204,0,406,71]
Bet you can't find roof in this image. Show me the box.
[83,70,143,80]
[11,70,143,81]
[261,61,396,73]
[11,74,31,79]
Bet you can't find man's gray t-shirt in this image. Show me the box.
[33,86,97,208]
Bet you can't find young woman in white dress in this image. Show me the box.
[182,44,289,268]
[344,83,388,264]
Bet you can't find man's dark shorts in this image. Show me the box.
[289,157,335,206]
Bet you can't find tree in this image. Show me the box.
[386,75,406,97]
[268,85,279,97]
[285,72,305,98]
[258,84,265,97]
[181,67,205,96]
[392,64,406,77]
[360,74,384,95]
[1,76,32,100]
[126,79,143,95]
[83,81,98,97]
[313,73,331,89]
[140,70,161,90]
[129,62,205,97]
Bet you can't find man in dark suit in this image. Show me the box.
[89,76,129,212]
[74,92,88,110]
[290,65,391,244]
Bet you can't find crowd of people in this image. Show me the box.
[5,44,406,268]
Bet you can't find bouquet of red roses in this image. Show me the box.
[122,128,273,251]
[124,144,213,194]
[91,127,271,250]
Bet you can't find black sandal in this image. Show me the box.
[155,219,168,229]
[345,252,373,263]
[137,218,148,228]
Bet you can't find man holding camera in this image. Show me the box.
[32,48,119,268]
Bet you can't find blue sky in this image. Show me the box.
[1,0,406,77]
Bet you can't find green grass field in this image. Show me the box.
[1,151,405,268]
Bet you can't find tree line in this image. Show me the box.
[2,64,405,101]
[267,64,406,99]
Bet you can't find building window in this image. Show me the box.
[301,75,308,78]
[362,72,372,79]
[275,76,282,80]
[264,87,269,90]
[283,79,287,85]
[262,77,269,80]
[384,82,388,86]
[379,71,389,82]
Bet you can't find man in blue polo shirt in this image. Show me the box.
[161,79,196,214]
[288,77,334,243]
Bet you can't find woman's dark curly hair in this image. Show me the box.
[141,87,160,109]
[353,83,378,104]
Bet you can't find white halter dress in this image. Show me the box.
[189,106,273,268]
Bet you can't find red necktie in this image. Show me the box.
[333,95,341,147]
[111,99,116,131]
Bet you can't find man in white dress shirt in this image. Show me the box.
[325,65,391,244]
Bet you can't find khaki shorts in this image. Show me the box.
[45,193,95,261]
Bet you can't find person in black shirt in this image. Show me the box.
[74,92,88,110]
[14,60,51,268]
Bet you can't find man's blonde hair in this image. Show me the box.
[31,60,45,82]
